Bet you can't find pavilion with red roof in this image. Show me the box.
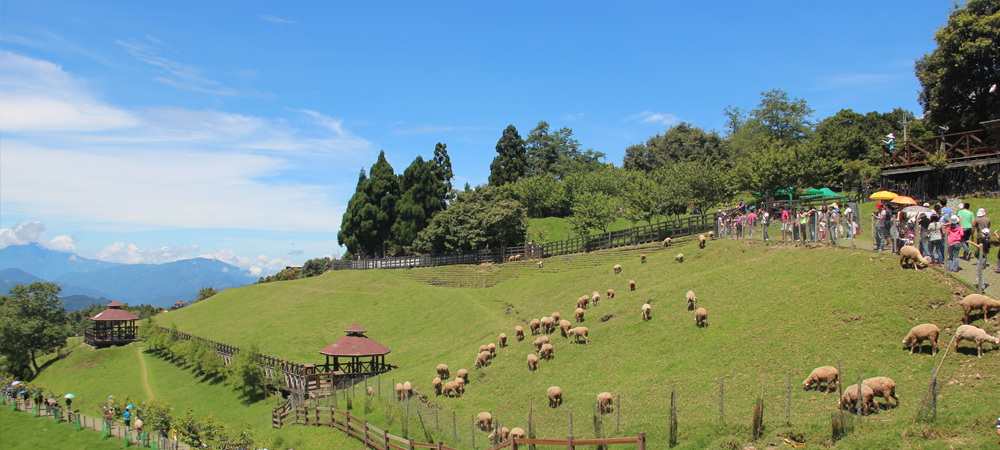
[85,300,140,347]
[316,324,394,377]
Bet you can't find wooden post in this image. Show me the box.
[345,411,351,436]
[566,434,574,450]
[385,425,391,450]
[405,395,410,437]
[615,394,620,434]
[857,369,864,416]
[453,411,458,443]
[568,408,573,435]
[436,404,439,430]
[931,368,937,420]
[718,378,724,423]
[528,399,533,440]
[470,415,475,448]
[637,431,646,450]
[786,372,791,425]
[408,438,415,450]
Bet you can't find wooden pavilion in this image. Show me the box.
[307,324,395,391]
[85,300,139,347]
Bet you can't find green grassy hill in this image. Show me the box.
[26,237,1000,449]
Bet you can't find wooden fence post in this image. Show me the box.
[566,434,574,450]
[637,431,646,450]
[786,372,791,425]
[453,411,458,443]
[363,419,369,447]
[615,394,620,434]
[470,415,475,448]
[857,369,864,416]
[568,407,572,435]
[409,438,415,450]
[718,378,724,423]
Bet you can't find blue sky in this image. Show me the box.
[0,0,954,276]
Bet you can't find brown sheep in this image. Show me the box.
[540,343,554,360]
[541,317,556,334]
[862,377,899,408]
[899,245,930,269]
[662,237,672,247]
[675,253,684,263]
[552,311,561,322]
[839,383,875,413]
[547,386,563,408]
[527,353,539,371]
[802,366,839,394]
[575,307,585,323]
[442,381,460,398]
[629,280,636,291]
[537,260,544,268]
[498,333,507,348]
[489,427,510,442]
[402,381,413,398]
[514,326,525,342]
[529,319,541,335]
[455,377,466,394]
[686,290,697,311]
[953,324,1000,358]
[559,319,572,337]
[533,335,550,351]
[695,307,708,328]
[487,343,496,355]
[432,377,442,396]
[577,295,590,310]
[699,234,706,248]
[475,351,492,368]
[597,392,614,414]
[479,344,489,354]
[568,326,589,344]
[510,428,526,439]
[640,254,646,264]
[902,323,940,355]
[707,230,716,240]
[436,364,450,379]
[641,303,652,321]
[959,294,1000,324]
[394,383,404,400]
[607,289,616,299]
[366,386,374,396]
[591,292,601,307]
[456,369,470,383]
[613,264,622,274]
[476,412,493,431]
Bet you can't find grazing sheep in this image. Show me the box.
[577,295,590,310]
[537,261,544,268]
[902,324,941,355]
[839,383,875,413]
[699,234,706,248]
[559,319,572,337]
[547,386,563,408]
[476,412,493,431]
[437,364,450,379]
[533,335,550,351]
[479,344,489,354]
[455,377,466,394]
[529,319,541,335]
[953,324,1000,358]
[515,326,525,342]
[597,392,614,414]
[541,317,556,334]
[607,289,616,299]
[686,290,697,311]
[402,382,412,397]
[395,383,404,400]
[442,381,460,398]
[863,377,899,408]
[899,245,931,269]
[614,264,622,274]
[510,428,526,439]
[663,237,672,247]
[366,386,374,396]
[959,294,1000,324]
[508,255,519,262]
[475,351,491,368]
[695,307,708,328]
[802,366,839,394]
[641,303,652,321]
[675,253,684,263]
[487,343,496,355]
[527,353,539,371]
[629,280,636,291]
[640,254,646,264]
[575,307,585,323]
[552,312,561,322]
[707,231,716,240]
[432,377,442,395]
[489,427,510,442]
[540,343,554,360]
[498,333,507,348]
[591,292,601,307]
[456,369,469,384]
[568,326,590,344]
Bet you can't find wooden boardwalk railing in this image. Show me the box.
[486,433,646,450]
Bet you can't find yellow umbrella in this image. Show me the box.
[869,191,899,200]
[891,196,917,205]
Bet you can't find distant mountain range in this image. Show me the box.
[1,243,253,309]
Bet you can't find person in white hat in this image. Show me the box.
[972,227,992,290]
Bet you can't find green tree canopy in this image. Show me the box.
[392,156,446,252]
[432,142,455,203]
[196,286,218,302]
[622,122,729,172]
[411,185,528,253]
[488,125,527,187]
[0,282,68,378]
[915,0,1000,131]
[525,121,605,179]
[502,175,571,218]
[727,89,815,151]
[337,168,370,257]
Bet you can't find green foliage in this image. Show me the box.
[568,192,618,236]
[657,160,734,216]
[502,175,571,218]
[411,185,528,253]
[254,267,300,285]
[915,0,1000,130]
[488,125,528,187]
[392,156,447,252]
[431,142,455,202]
[196,286,218,302]
[622,122,729,172]
[841,160,882,196]
[229,344,264,398]
[337,168,370,258]
[731,89,815,147]
[618,170,662,226]
[301,257,332,278]
[525,120,605,178]
[134,399,173,437]
[0,282,68,378]
[67,303,162,337]
[362,151,402,257]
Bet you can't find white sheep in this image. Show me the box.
[537,260,544,268]
[675,253,684,263]
[662,237,672,247]
[515,326,525,342]
[456,368,469,384]
[899,245,930,270]
[629,280,636,291]
[527,353,539,371]
[559,319,572,337]
[436,364,450,379]
[641,303,651,321]
[432,377,442,396]
[707,231,716,240]
[568,326,589,344]
[952,324,1000,358]
[597,392,614,414]
[529,319,541,335]
[640,254,646,264]
[802,366,839,394]
[476,412,493,431]
[533,335,550,351]
[539,343,553,360]
[614,264,622,274]
[547,386,563,408]
[577,295,590,310]
[902,323,940,355]
[685,290,697,311]
[698,234,706,248]
[498,333,507,348]
[591,291,601,307]
[959,294,1000,324]
[862,377,899,408]
[607,289,616,299]
[575,307,585,323]
[839,383,875,413]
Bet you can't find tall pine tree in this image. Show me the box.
[337,168,370,258]
[432,142,455,203]
[488,125,527,187]
[391,156,445,252]
[360,151,401,257]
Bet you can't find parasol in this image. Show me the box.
[870,191,898,200]
[64,393,76,399]
[891,196,917,205]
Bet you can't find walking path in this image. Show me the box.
[138,345,154,401]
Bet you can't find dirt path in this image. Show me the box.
[137,346,154,401]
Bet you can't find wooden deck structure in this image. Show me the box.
[85,300,139,347]
[880,120,1000,199]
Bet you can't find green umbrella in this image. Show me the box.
[64,393,75,399]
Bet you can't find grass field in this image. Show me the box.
[0,406,125,450]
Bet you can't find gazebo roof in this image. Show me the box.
[91,306,139,322]
[107,300,124,307]
[319,324,391,357]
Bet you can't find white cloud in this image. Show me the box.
[94,241,200,264]
[0,51,138,132]
[0,220,76,251]
[115,39,239,96]
[261,15,296,24]
[628,111,680,126]
[202,249,290,277]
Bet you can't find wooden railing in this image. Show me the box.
[84,328,137,345]
[487,433,646,450]
[882,128,999,169]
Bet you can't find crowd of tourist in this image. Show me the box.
[716,198,861,246]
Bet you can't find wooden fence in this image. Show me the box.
[486,433,646,450]
[881,128,1000,169]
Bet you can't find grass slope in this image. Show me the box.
[0,406,123,450]
[155,238,998,449]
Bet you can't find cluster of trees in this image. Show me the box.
[0,282,68,379]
